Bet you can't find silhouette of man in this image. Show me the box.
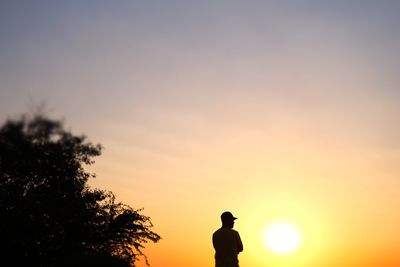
[212,211,243,267]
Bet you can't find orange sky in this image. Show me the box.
[89,114,400,267]
[1,1,400,266]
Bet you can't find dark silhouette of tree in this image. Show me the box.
[0,114,160,267]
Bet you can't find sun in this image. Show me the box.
[262,221,302,255]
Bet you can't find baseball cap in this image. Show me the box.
[221,211,238,221]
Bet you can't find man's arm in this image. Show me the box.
[212,233,216,250]
[236,232,243,253]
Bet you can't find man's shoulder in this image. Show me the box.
[213,228,239,235]
[213,228,223,235]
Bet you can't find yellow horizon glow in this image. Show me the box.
[87,119,400,267]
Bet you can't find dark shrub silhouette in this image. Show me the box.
[0,114,160,266]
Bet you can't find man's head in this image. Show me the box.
[221,211,237,228]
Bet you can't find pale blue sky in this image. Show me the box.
[1,1,399,152]
[1,1,399,121]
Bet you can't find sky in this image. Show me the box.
[1,1,400,266]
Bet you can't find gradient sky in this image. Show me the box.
[1,1,400,267]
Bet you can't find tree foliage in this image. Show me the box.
[0,115,160,266]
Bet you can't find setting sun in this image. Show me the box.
[263,221,302,255]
